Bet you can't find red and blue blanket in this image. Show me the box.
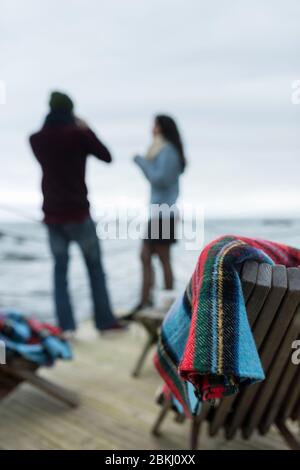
[0,311,72,366]
[154,235,300,416]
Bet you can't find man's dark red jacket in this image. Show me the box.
[29,123,112,224]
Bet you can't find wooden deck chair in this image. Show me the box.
[131,311,165,378]
[152,262,300,450]
[0,357,79,408]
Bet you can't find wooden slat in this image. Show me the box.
[253,265,288,346]
[292,393,300,421]
[278,357,300,422]
[259,352,299,435]
[224,264,286,439]
[244,263,273,324]
[241,261,259,302]
[276,422,300,450]
[209,262,259,436]
[242,280,300,439]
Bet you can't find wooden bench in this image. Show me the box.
[151,262,300,450]
[0,357,80,408]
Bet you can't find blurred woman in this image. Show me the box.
[129,115,186,315]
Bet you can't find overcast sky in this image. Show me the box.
[1,0,300,220]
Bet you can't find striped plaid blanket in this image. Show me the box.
[154,235,300,416]
[0,310,72,366]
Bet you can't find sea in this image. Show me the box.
[0,217,299,324]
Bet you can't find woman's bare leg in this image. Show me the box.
[154,244,173,290]
[140,242,154,305]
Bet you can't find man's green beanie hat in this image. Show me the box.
[49,91,74,113]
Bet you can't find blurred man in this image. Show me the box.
[29,91,124,335]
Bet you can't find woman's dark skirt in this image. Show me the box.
[144,214,177,245]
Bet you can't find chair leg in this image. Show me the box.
[151,397,172,436]
[190,416,202,450]
[132,334,156,378]
[0,373,22,400]
[277,421,300,450]
[5,367,80,408]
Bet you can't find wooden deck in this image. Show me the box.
[0,321,293,450]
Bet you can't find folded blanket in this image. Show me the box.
[0,311,72,366]
[154,235,300,416]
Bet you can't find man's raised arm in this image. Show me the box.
[78,120,112,163]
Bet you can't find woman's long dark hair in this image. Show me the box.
[155,115,186,172]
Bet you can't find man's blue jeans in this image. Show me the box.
[47,217,117,331]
